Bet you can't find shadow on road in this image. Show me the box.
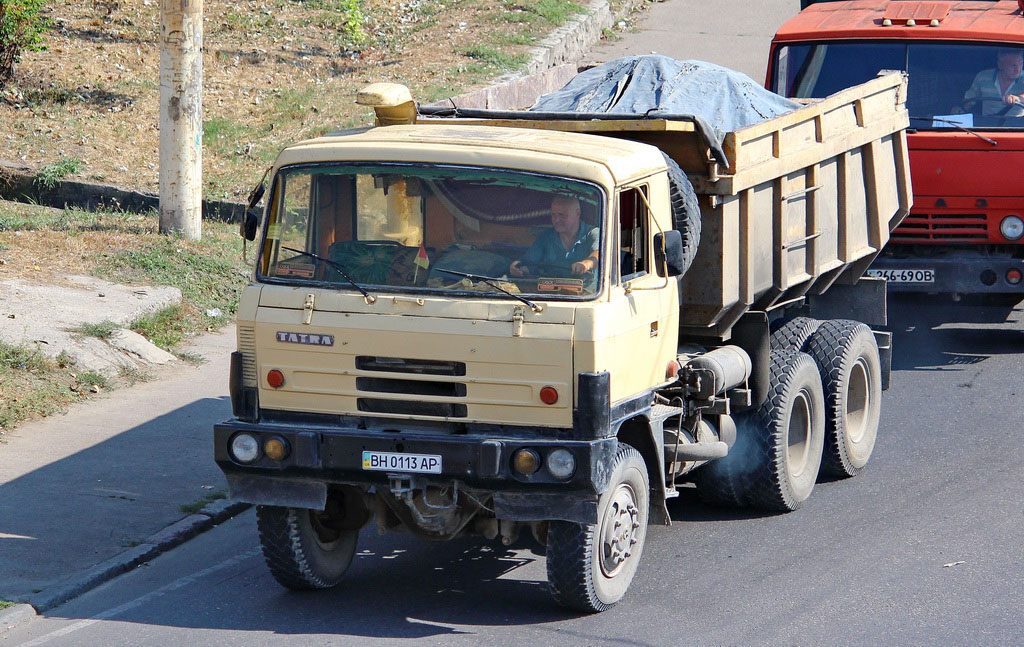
[0,397,231,601]
[887,296,1023,371]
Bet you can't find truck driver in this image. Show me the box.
[962,48,1024,116]
[508,195,600,277]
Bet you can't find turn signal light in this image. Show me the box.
[513,448,541,475]
[540,386,559,405]
[267,369,285,388]
[263,436,290,461]
[1007,269,1023,285]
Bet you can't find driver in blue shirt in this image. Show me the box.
[509,195,599,277]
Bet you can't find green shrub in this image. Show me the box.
[36,157,85,189]
[0,0,51,85]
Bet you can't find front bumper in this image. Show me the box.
[870,253,1024,294]
[214,418,617,519]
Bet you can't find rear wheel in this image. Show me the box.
[696,350,825,511]
[805,320,882,478]
[744,350,826,511]
[256,505,359,590]
[770,316,820,351]
[546,444,649,613]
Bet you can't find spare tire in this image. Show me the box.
[661,152,701,276]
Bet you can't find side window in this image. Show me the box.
[618,186,649,281]
[262,172,314,277]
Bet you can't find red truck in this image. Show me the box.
[771,0,1024,307]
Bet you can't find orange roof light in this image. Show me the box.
[882,2,950,25]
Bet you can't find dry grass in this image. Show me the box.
[1,0,587,200]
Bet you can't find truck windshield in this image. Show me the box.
[258,163,604,299]
[773,42,1024,130]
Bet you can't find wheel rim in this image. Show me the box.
[308,510,342,550]
[845,358,871,445]
[787,388,813,478]
[599,483,641,579]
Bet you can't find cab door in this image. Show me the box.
[598,178,680,404]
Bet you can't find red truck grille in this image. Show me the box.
[891,213,989,242]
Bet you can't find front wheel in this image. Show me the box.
[546,444,649,613]
[256,505,359,590]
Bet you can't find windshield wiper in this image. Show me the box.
[280,246,377,304]
[434,267,542,312]
[910,116,998,146]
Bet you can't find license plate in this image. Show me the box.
[867,268,935,283]
[361,451,442,474]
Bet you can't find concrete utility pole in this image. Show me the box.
[159,0,203,240]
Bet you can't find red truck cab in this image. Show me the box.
[769,1,1024,306]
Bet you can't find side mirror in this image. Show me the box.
[240,209,260,241]
[654,230,686,278]
[240,182,266,241]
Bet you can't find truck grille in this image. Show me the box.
[355,356,466,376]
[892,213,988,242]
[356,377,467,398]
[355,356,468,418]
[357,399,468,418]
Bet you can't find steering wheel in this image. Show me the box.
[518,260,591,279]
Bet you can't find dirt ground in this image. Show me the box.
[1,0,591,200]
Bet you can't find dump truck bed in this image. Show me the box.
[408,72,912,336]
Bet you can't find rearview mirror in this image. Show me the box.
[654,230,686,277]
[240,182,266,241]
[241,208,260,241]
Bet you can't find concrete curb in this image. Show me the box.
[24,500,251,614]
[519,0,647,76]
[438,0,647,110]
[0,161,245,223]
[0,604,38,633]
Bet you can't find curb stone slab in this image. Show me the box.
[23,503,252,613]
[0,604,37,633]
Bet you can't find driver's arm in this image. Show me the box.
[571,250,599,274]
[569,227,601,275]
[510,233,547,277]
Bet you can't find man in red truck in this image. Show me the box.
[770,1,1024,308]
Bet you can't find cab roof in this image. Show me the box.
[275,124,665,186]
[774,1,1024,44]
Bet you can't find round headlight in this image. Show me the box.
[547,449,576,480]
[231,433,261,463]
[1000,215,1024,241]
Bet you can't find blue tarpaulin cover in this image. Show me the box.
[529,55,800,136]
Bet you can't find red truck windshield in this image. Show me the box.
[772,41,1024,130]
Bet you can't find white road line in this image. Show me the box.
[18,550,260,647]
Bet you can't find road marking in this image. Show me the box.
[18,550,260,647]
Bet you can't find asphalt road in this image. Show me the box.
[6,299,1023,647]
[6,1,1024,645]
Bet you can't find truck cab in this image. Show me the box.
[768,0,1024,305]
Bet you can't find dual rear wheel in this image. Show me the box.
[697,318,881,511]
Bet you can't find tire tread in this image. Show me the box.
[257,506,337,590]
[546,444,647,613]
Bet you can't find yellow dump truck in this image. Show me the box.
[215,71,911,612]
